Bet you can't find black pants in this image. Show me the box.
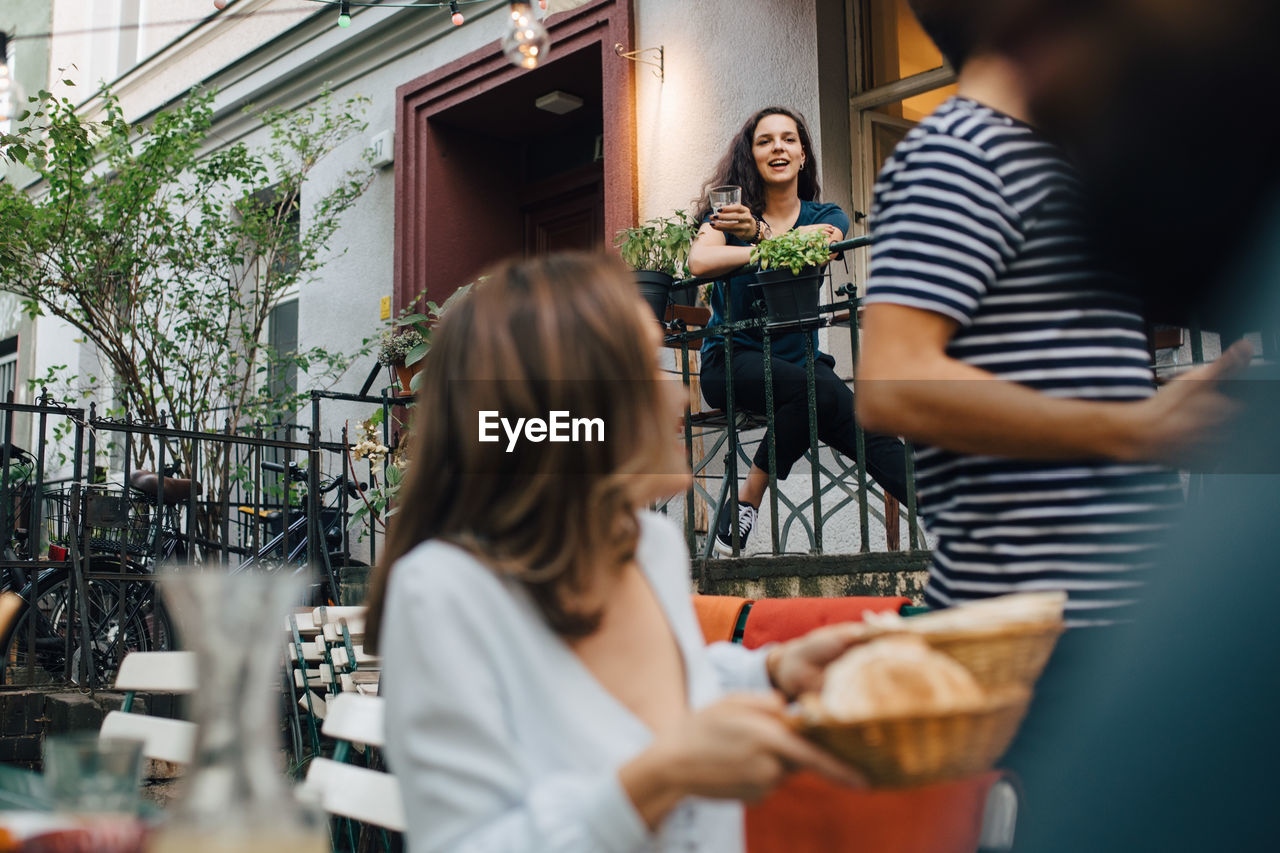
[700,346,910,504]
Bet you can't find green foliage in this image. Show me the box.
[750,228,833,275]
[0,84,375,476]
[0,84,61,169]
[348,281,474,535]
[613,210,698,278]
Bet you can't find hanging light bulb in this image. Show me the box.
[0,32,18,129]
[337,0,352,28]
[450,1,463,26]
[502,2,549,70]
[538,0,548,9]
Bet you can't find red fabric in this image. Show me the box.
[691,595,752,645]
[745,771,1000,853]
[740,596,910,649]
[741,595,993,853]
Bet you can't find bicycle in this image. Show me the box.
[0,468,183,688]
[236,459,368,607]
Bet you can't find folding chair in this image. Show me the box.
[303,693,405,851]
[99,650,198,766]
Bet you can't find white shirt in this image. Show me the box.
[382,512,772,853]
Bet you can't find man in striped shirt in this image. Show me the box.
[855,0,1254,818]
[856,1,1250,628]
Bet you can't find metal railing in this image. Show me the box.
[656,237,925,569]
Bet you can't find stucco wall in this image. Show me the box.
[633,0,823,223]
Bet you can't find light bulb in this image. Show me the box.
[450,1,463,25]
[502,2,549,70]
[539,0,548,9]
[213,0,229,10]
[0,67,25,128]
[338,1,351,28]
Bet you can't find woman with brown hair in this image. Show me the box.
[364,253,863,852]
[689,106,910,556]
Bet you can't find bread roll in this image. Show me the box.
[819,635,985,722]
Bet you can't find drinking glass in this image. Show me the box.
[43,734,145,815]
[709,185,742,212]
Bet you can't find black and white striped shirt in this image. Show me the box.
[865,97,1181,626]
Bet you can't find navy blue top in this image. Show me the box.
[701,200,850,364]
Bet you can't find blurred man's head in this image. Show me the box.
[995,0,1280,327]
[906,0,988,71]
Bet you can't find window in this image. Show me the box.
[848,0,958,282]
[0,336,17,440]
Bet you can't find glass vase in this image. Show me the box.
[146,571,325,853]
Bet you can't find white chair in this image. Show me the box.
[99,651,198,766]
[303,693,405,833]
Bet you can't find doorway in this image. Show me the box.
[394,0,634,311]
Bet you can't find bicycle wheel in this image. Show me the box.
[0,560,174,687]
[0,570,72,687]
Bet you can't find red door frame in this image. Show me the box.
[393,0,636,311]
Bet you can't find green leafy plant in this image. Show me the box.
[750,228,833,275]
[379,282,473,392]
[376,328,425,367]
[0,83,376,542]
[614,210,698,277]
[348,281,475,535]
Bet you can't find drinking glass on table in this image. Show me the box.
[709,185,742,213]
[43,734,145,816]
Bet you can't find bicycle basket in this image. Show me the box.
[83,487,155,557]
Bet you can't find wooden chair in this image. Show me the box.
[304,693,405,851]
[99,650,198,766]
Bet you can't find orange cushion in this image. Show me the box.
[691,595,752,644]
[740,596,909,649]
[741,595,992,853]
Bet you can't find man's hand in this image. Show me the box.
[1115,339,1253,464]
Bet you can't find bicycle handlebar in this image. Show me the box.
[262,459,364,496]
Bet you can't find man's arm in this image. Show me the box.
[855,303,1250,464]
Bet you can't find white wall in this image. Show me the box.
[633,0,823,222]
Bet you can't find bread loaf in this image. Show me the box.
[819,635,985,722]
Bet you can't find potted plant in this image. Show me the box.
[377,327,426,395]
[376,283,473,395]
[749,229,834,324]
[614,210,698,322]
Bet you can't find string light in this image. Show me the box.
[449,1,463,26]
[337,0,352,28]
[502,1,549,70]
[0,31,18,128]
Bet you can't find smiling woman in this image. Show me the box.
[686,107,911,557]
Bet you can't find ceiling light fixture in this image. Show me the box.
[535,90,582,115]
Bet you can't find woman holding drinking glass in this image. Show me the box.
[688,106,910,556]
[365,253,864,853]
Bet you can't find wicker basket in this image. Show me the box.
[924,620,1064,690]
[794,686,1031,788]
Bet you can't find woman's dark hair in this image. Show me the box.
[694,107,821,222]
[364,253,679,650]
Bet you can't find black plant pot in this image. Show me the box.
[751,266,824,325]
[634,270,674,323]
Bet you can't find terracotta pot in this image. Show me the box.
[392,361,420,395]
